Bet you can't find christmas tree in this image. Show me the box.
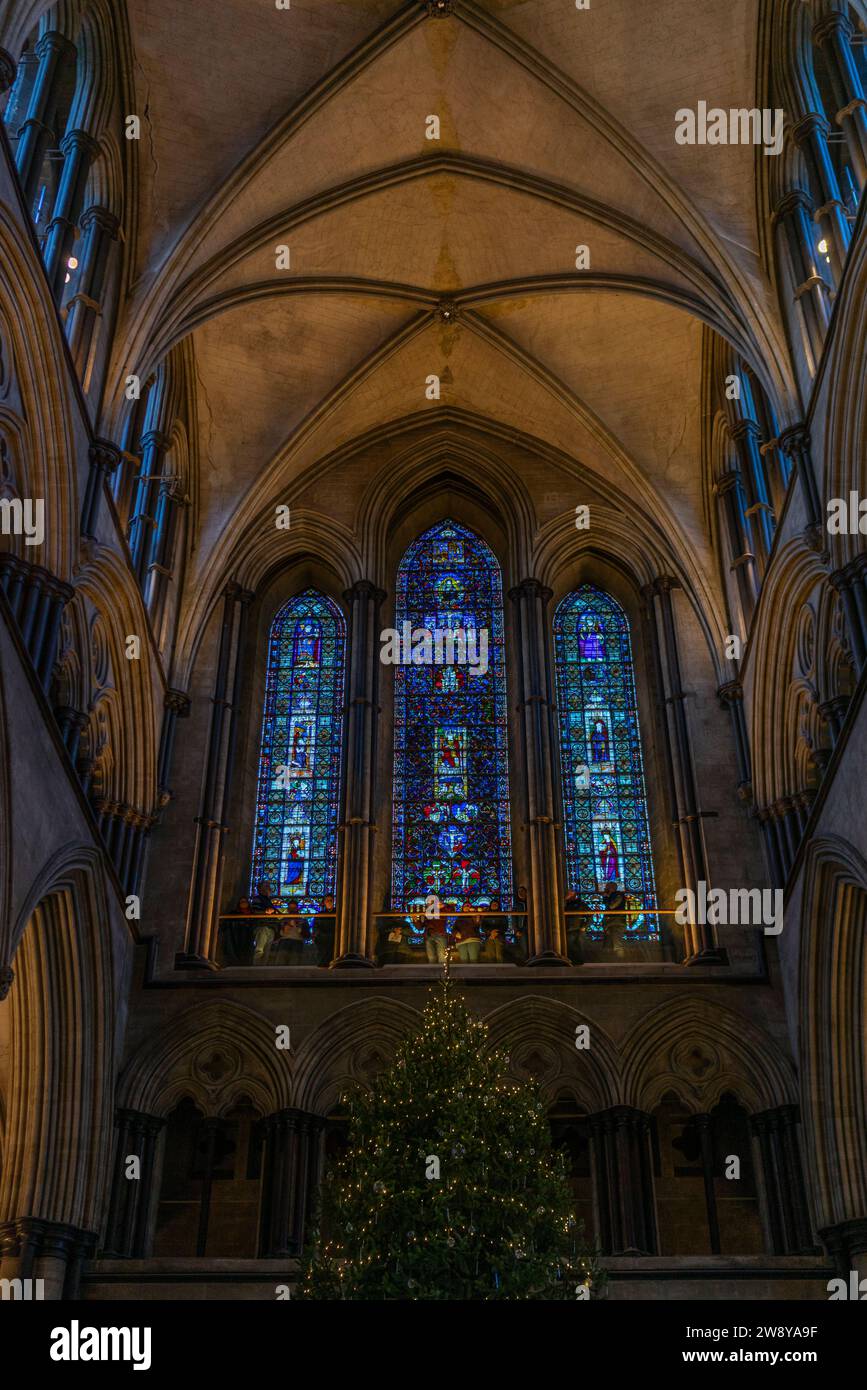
[300,973,604,1300]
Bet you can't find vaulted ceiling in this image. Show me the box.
[104,0,795,610]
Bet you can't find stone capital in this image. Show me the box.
[508,577,553,606]
[812,10,854,48]
[79,204,121,238]
[778,424,811,460]
[89,437,122,475]
[165,687,191,717]
[60,128,100,162]
[772,188,813,223]
[343,579,386,607]
[0,47,16,93]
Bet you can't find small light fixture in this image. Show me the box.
[817,238,828,254]
[67,255,78,269]
[64,272,71,283]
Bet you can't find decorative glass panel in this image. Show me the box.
[250,590,345,911]
[554,586,658,937]
[391,520,513,910]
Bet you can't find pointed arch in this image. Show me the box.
[250,588,345,909]
[553,584,657,932]
[390,518,513,910]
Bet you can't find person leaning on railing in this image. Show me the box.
[564,889,592,963]
[424,901,449,964]
[482,898,508,962]
[601,881,629,956]
[268,898,307,965]
[453,900,482,963]
[314,895,336,967]
[508,887,529,962]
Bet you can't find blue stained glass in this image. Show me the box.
[251,590,345,911]
[391,520,513,910]
[554,586,658,937]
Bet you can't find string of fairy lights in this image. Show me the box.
[301,957,601,1299]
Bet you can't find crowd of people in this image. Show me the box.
[219,881,336,966]
[220,878,637,967]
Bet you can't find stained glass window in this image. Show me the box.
[250,590,345,911]
[391,520,513,911]
[554,586,658,938]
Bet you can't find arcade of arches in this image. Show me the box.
[0,0,866,1301]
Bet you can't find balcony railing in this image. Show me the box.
[217,913,334,968]
[216,907,681,967]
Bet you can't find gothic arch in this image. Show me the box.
[292,995,421,1115]
[483,995,619,1113]
[0,849,115,1235]
[799,836,867,1228]
[621,995,798,1116]
[68,549,159,816]
[749,537,831,806]
[0,206,78,577]
[118,999,293,1120]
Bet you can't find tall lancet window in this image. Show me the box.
[391,520,513,909]
[554,586,658,937]
[251,590,345,910]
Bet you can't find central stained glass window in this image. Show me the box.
[391,519,513,910]
[251,590,345,911]
[554,586,658,937]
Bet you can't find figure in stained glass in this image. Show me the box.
[251,590,345,912]
[554,585,657,939]
[391,519,512,912]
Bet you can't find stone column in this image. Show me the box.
[813,6,867,190]
[102,1110,165,1257]
[779,426,825,553]
[54,705,88,763]
[751,1106,815,1254]
[333,581,385,968]
[589,1107,657,1255]
[157,688,191,804]
[773,190,833,366]
[42,128,100,295]
[729,420,775,577]
[714,471,759,626]
[66,206,121,378]
[14,32,76,205]
[179,582,253,967]
[819,1218,867,1280]
[508,578,569,966]
[143,479,185,631]
[80,437,121,539]
[830,556,867,675]
[129,429,172,582]
[695,1113,722,1254]
[757,805,786,889]
[258,1109,325,1257]
[759,437,792,518]
[0,553,72,691]
[0,1218,97,1300]
[717,680,752,803]
[644,578,722,962]
[819,694,850,745]
[791,112,851,279]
